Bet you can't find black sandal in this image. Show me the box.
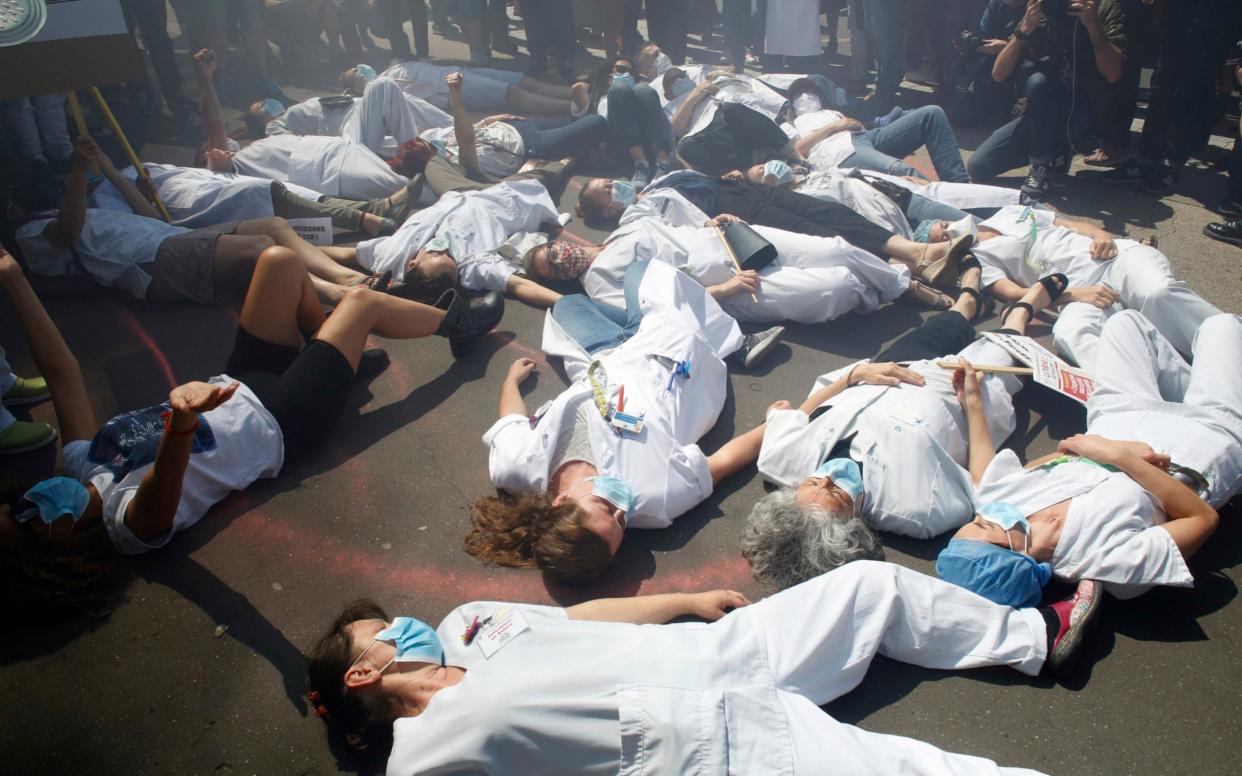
[1037,272,1069,303]
[999,301,1034,329]
[957,285,994,323]
[959,255,982,274]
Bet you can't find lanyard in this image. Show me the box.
[1037,455,1118,473]
[1020,207,1041,271]
[587,361,614,422]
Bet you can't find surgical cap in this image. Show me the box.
[913,219,936,244]
[935,539,1052,608]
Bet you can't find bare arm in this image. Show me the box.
[42,142,91,249]
[567,589,750,623]
[669,82,716,138]
[445,73,480,174]
[793,118,859,157]
[193,49,229,152]
[994,0,1041,82]
[707,421,766,486]
[1076,1,1123,83]
[99,160,161,221]
[125,381,238,541]
[0,251,96,443]
[498,358,536,417]
[953,362,996,485]
[506,274,562,307]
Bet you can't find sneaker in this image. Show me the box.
[1019,165,1050,201]
[0,420,57,455]
[1138,163,1179,195]
[870,106,904,129]
[1204,219,1242,248]
[1040,579,1103,677]
[2,376,50,407]
[652,159,672,181]
[729,326,786,370]
[1216,197,1242,218]
[1099,159,1143,185]
[631,160,652,191]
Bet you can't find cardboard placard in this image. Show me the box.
[983,332,1096,405]
[286,218,334,246]
[0,1,142,100]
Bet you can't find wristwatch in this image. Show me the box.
[1013,28,1031,42]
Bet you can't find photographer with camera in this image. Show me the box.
[966,0,1128,200]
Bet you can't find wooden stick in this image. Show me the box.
[87,86,172,222]
[936,359,1034,376]
[714,223,759,302]
[66,91,89,138]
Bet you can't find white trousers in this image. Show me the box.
[344,77,451,158]
[720,561,1048,775]
[1089,310,1242,506]
[722,226,910,324]
[1053,245,1222,370]
[338,145,412,201]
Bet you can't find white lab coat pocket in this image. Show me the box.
[617,685,728,776]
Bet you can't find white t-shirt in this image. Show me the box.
[15,209,189,299]
[793,109,856,170]
[974,451,1193,598]
[60,376,284,555]
[420,122,525,180]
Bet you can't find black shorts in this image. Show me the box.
[875,311,977,364]
[225,327,354,461]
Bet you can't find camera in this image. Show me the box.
[954,30,983,52]
[1041,0,1070,19]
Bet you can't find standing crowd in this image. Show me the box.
[1,1,1241,774]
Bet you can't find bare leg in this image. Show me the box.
[314,287,447,369]
[234,217,369,287]
[504,85,573,115]
[238,247,329,348]
[949,265,982,320]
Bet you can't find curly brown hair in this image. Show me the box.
[465,492,613,583]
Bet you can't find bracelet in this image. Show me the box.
[845,364,861,387]
[162,410,198,436]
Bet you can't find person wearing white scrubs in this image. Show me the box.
[88,163,400,237]
[939,310,1240,603]
[307,559,1102,775]
[917,205,1223,369]
[748,268,1053,558]
[523,214,917,324]
[465,261,770,582]
[205,134,413,202]
[349,178,563,305]
[247,75,452,158]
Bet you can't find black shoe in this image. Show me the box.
[435,290,505,358]
[1048,154,1071,180]
[1215,197,1242,218]
[1020,165,1050,201]
[1139,163,1179,195]
[376,217,399,236]
[356,347,390,378]
[727,326,785,369]
[1099,159,1142,185]
[1204,219,1242,247]
[526,59,548,78]
[1040,579,1102,678]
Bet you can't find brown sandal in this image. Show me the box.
[915,234,974,291]
[905,280,955,310]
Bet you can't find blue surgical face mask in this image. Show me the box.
[670,76,694,99]
[260,98,285,119]
[612,71,636,89]
[652,52,672,74]
[812,458,864,511]
[355,63,377,83]
[611,178,637,205]
[976,501,1031,553]
[16,477,91,527]
[351,616,445,674]
[763,159,794,185]
[429,138,449,158]
[424,235,450,253]
[571,476,635,519]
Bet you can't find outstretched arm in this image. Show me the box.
[445,72,480,174]
[194,49,230,152]
[498,358,536,417]
[125,380,238,541]
[0,250,96,443]
[506,275,562,307]
[42,138,95,249]
[567,589,750,623]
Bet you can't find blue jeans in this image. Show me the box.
[551,261,649,354]
[967,70,1092,179]
[841,105,969,182]
[511,114,608,160]
[904,194,969,227]
[606,81,674,161]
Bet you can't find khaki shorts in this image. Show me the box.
[144,221,240,305]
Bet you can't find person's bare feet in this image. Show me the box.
[570,80,591,115]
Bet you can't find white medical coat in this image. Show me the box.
[486,261,742,529]
[354,179,557,286]
[758,339,1019,538]
[232,135,407,200]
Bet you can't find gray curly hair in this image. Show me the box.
[742,488,885,591]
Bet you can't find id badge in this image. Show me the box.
[476,607,531,659]
[610,410,645,435]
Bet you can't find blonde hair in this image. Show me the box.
[466,492,613,583]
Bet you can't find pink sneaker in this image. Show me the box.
[1042,579,1102,677]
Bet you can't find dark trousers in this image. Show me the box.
[967,68,1092,178]
[269,182,390,232]
[677,102,790,176]
[606,82,674,158]
[1136,0,1233,168]
[423,155,568,196]
[645,0,691,65]
[523,0,576,65]
[715,180,896,258]
[123,0,183,100]
[384,0,431,59]
[875,311,975,363]
[722,0,761,67]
